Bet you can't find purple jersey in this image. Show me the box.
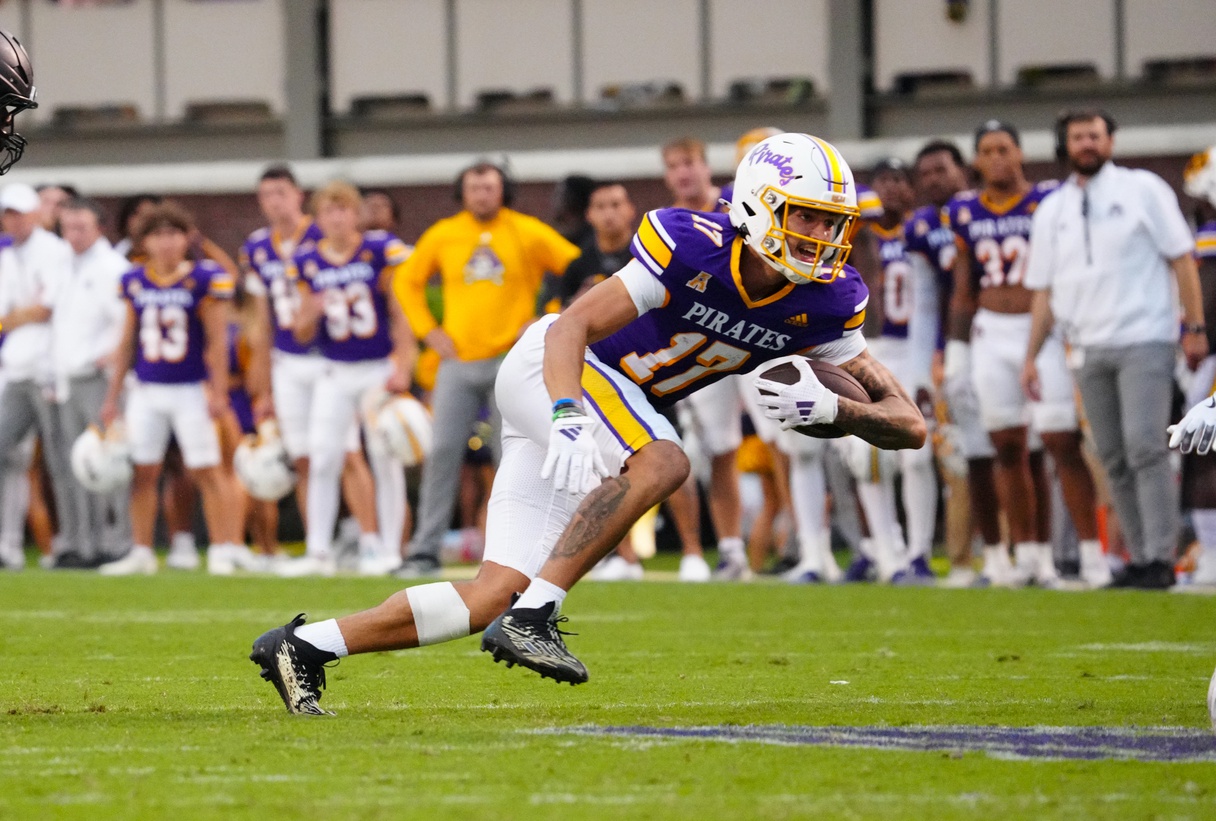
[120,260,234,384]
[292,231,409,363]
[241,221,323,355]
[590,208,868,408]
[1197,221,1216,260]
[946,180,1058,292]
[904,204,958,350]
[872,223,911,339]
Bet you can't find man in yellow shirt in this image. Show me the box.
[394,162,580,577]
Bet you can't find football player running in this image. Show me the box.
[280,182,416,578]
[249,134,924,712]
[948,121,1104,588]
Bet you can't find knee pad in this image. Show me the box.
[406,582,471,646]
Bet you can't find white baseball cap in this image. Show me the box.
[0,183,39,214]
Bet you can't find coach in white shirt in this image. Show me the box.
[0,182,80,563]
[1021,109,1206,588]
[55,197,131,564]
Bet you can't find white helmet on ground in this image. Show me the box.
[373,394,434,467]
[1185,146,1216,208]
[234,420,296,502]
[728,132,861,285]
[70,424,133,494]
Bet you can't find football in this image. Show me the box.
[755,357,871,438]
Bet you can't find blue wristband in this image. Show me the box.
[552,398,584,420]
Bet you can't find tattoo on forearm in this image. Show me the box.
[837,354,925,449]
[551,476,632,559]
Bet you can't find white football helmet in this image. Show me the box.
[70,424,133,494]
[728,132,861,285]
[1185,146,1216,207]
[373,394,434,467]
[234,420,296,502]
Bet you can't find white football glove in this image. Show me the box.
[1169,393,1216,454]
[541,407,609,494]
[753,358,840,431]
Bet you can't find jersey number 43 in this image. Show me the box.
[140,305,188,363]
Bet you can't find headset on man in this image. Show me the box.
[454,160,516,207]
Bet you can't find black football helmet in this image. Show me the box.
[0,29,35,174]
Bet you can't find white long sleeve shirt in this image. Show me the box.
[53,236,130,395]
[0,226,71,382]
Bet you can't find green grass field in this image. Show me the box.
[3,558,1216,820]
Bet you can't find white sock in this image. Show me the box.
[788,453,826,561]
[792,532,823,573]
[982,544,1008,572]
[1078,538,1104,559]
[294,618,349,658]
[305,448,344,558]
[858,537,876,561]
[368,446,407,557]
[1013,541,1037,569]
[133,544,154,556]
[358,532,383,556]
[901,451,938,560]
[0,467,29,551]
[718,536,745,560]
[516,577,568,612]
[171,532,196,553]
[857,482,901,570]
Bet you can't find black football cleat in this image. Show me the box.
[249,613,338,715]
[481,601,589,685]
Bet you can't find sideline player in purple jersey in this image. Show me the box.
[862,157,939,584]
[276,181,417,579]
[946,120,1103,588]
[905,139,1001,588]
[248,134,926,713]
[97,202,248,576]
[240,166,377,554]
